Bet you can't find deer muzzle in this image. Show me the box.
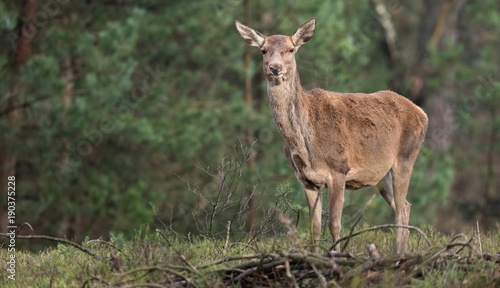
[269,64,282,76]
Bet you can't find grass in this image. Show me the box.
[1,224,499,287]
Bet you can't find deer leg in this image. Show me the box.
[328,174,346,251]
[304,183,322,250]
[391,163,413,254]
[377,171,396,211]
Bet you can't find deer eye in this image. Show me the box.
[261,50,267,55]
[289,48,295,53]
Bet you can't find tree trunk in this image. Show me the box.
[483,108,497,229]
[242,0,256,240]
[59,56,76,238]
[0,0,38,234]
[424,0,466,151]
[376,1,466,150]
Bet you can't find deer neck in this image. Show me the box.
[267,71,310,152]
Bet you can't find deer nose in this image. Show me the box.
[269,64,282,75]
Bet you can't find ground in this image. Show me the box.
[1,224,499,287]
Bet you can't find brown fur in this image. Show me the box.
[236,18,428,253]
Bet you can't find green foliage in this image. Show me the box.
[408,150,454,225]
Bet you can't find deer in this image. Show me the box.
[235,18,428,254]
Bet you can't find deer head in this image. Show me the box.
[235,18,316,85]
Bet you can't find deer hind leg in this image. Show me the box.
[377,171,396,211]
[391,162,414,254]
[327,173,346,251]
[304,183,322,251]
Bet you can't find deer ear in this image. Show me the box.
[235,20,265,48]
[291,18,316,48]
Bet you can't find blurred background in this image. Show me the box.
[0,0,499,248]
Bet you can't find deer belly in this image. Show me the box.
[345,167,388,190]
[345,179,372,190]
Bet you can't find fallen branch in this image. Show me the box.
[0,233,98,259]
[330,224,432,251]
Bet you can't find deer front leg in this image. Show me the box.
[304,184,322,251]
[328,173,346,251]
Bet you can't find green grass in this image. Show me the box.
[1,225,499,287]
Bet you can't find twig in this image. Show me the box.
[0,95,51,117]
[178,252,200,274]
[17,222,34,233]
[177,252,208,287]
[476,221,483,255]
[223,220,231,256]
[450,233,469,243]
[228,242,260,253]
[121,284,166,288]
[409,237,479,278]
[86,239,122,252]
[278,185,301,226]
[445,240,480,256]
[284,252,299,288]
[155,229,172,247]
[310,263,327,288]
[197,254,261,269]
[113,266,193,287]
[330,224,431,251]
[0,233,98,259]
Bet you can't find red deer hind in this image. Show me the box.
[235,18,428,253]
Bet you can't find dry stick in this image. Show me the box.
[409,238,480,279]
[344,252,420,281]
[179,252,200,274]
[284,252,299,288]
[233,258,286,282]
[476,221,483,255]
[113,271,153,287]
[278,186,301,227]
[84,276,110,287]
[286,252,334,268]
[330,224,431,251]
[151,202,184,241]
[229,242,259,253]
[453,235,474,255]
[223,220,231,256]
[0,233,98,258]
[446,241,480,257]
[86,239,122,252]
[178,252,210,287]
[341,193,377,252]
[214,251,357,284]
[16,222,34,233]
[156,229,172,247]
[450,233,469,243]
[121,284,166,288]
[225,256,276,270]
[310,263,327,288]
[114,266,194,287]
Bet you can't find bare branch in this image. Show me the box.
[0,233,98,259]
[330,224,432,251]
